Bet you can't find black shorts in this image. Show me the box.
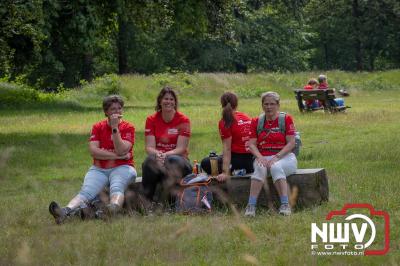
[200,152,254,175]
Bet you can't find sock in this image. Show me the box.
[248,196,257,206]
[280,196,289,205]
[62,207,72,216]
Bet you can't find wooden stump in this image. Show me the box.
[213,168,329,209]
[127,168,329,210]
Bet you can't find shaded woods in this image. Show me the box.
[1,0,399,89]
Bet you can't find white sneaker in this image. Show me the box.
[244,204,256,217]
[279,204,291,216]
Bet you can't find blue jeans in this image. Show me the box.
[78,165,137,202]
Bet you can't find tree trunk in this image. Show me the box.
[82,53,93,82]
[117,8,129,74]
[352,0,363,71]
[324,42,329,69]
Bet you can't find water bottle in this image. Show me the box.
[209,151,219,176]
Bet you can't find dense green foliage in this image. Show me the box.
[1,0,399,89]
[0,72,399,264]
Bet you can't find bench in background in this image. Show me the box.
[294,89,348,113]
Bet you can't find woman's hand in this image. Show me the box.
[118,152,131,160]
[156,151,166,164]
[255,157,269,167]
[216,173,229,182]
[109,113,121,129]
[266,156,279,169]
[256,156,279,168]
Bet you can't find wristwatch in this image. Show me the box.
[112,128,118,134]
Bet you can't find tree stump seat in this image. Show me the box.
[127,168,329,210]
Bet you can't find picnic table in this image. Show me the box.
[294,88,349,113]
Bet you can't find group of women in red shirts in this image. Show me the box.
[49,87,297,223]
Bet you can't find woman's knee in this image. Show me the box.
[79,185,101,201]
[270,163,286,182]
[79,167,108,201]
[111,165,136,184]
[250,164,267,182]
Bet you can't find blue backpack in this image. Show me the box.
[175,174,213,214]
[256,112,302,156]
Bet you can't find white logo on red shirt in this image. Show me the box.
[168,128,178,135]
[237,120,251,126]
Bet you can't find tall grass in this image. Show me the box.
[0,71,399,265]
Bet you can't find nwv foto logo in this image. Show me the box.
[310,204,390,256]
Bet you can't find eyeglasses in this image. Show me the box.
[263,103,277,106]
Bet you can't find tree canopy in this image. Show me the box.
[1,0,399,89]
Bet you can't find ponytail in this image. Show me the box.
[222,102,235,128]
[220,92,238,128]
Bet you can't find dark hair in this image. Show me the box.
[318,74,327,83]
[308,78,318,85]
[103,95,124,112]
[155,86,178,111]
[221,92,238,128]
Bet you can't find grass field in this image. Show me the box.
[0,71,399,265]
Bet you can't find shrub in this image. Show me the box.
[0,82,41,107]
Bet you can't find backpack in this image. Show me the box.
[175,173,213,214]
[256,112,302,156]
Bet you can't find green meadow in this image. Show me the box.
[0,71,399,265]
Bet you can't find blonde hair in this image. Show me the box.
[308,78,318,85]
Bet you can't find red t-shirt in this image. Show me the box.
[145,111,191,156]
[89,120,135,168]
[249,114,296,156]
[318,82,328,89]
[218,111,252,154]
[304,85,314,90]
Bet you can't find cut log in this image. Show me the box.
[127,168,329,210]
[215,168,329,209]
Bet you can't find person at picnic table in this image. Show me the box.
[318,74,329,89]
[318,74,339,108]
[142,86,192,204]
[303,78,319,109]
[245,91,297,217]
[49,95,137,224]
[200,92,253,181]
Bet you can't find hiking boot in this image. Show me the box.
[244,204,256,217]
[49,201,71,224]
[278,204,291,216]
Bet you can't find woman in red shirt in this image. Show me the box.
[142,86,192,202]
[201,92,253,181]
[49,95,136,223]
[245,91,297,217]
